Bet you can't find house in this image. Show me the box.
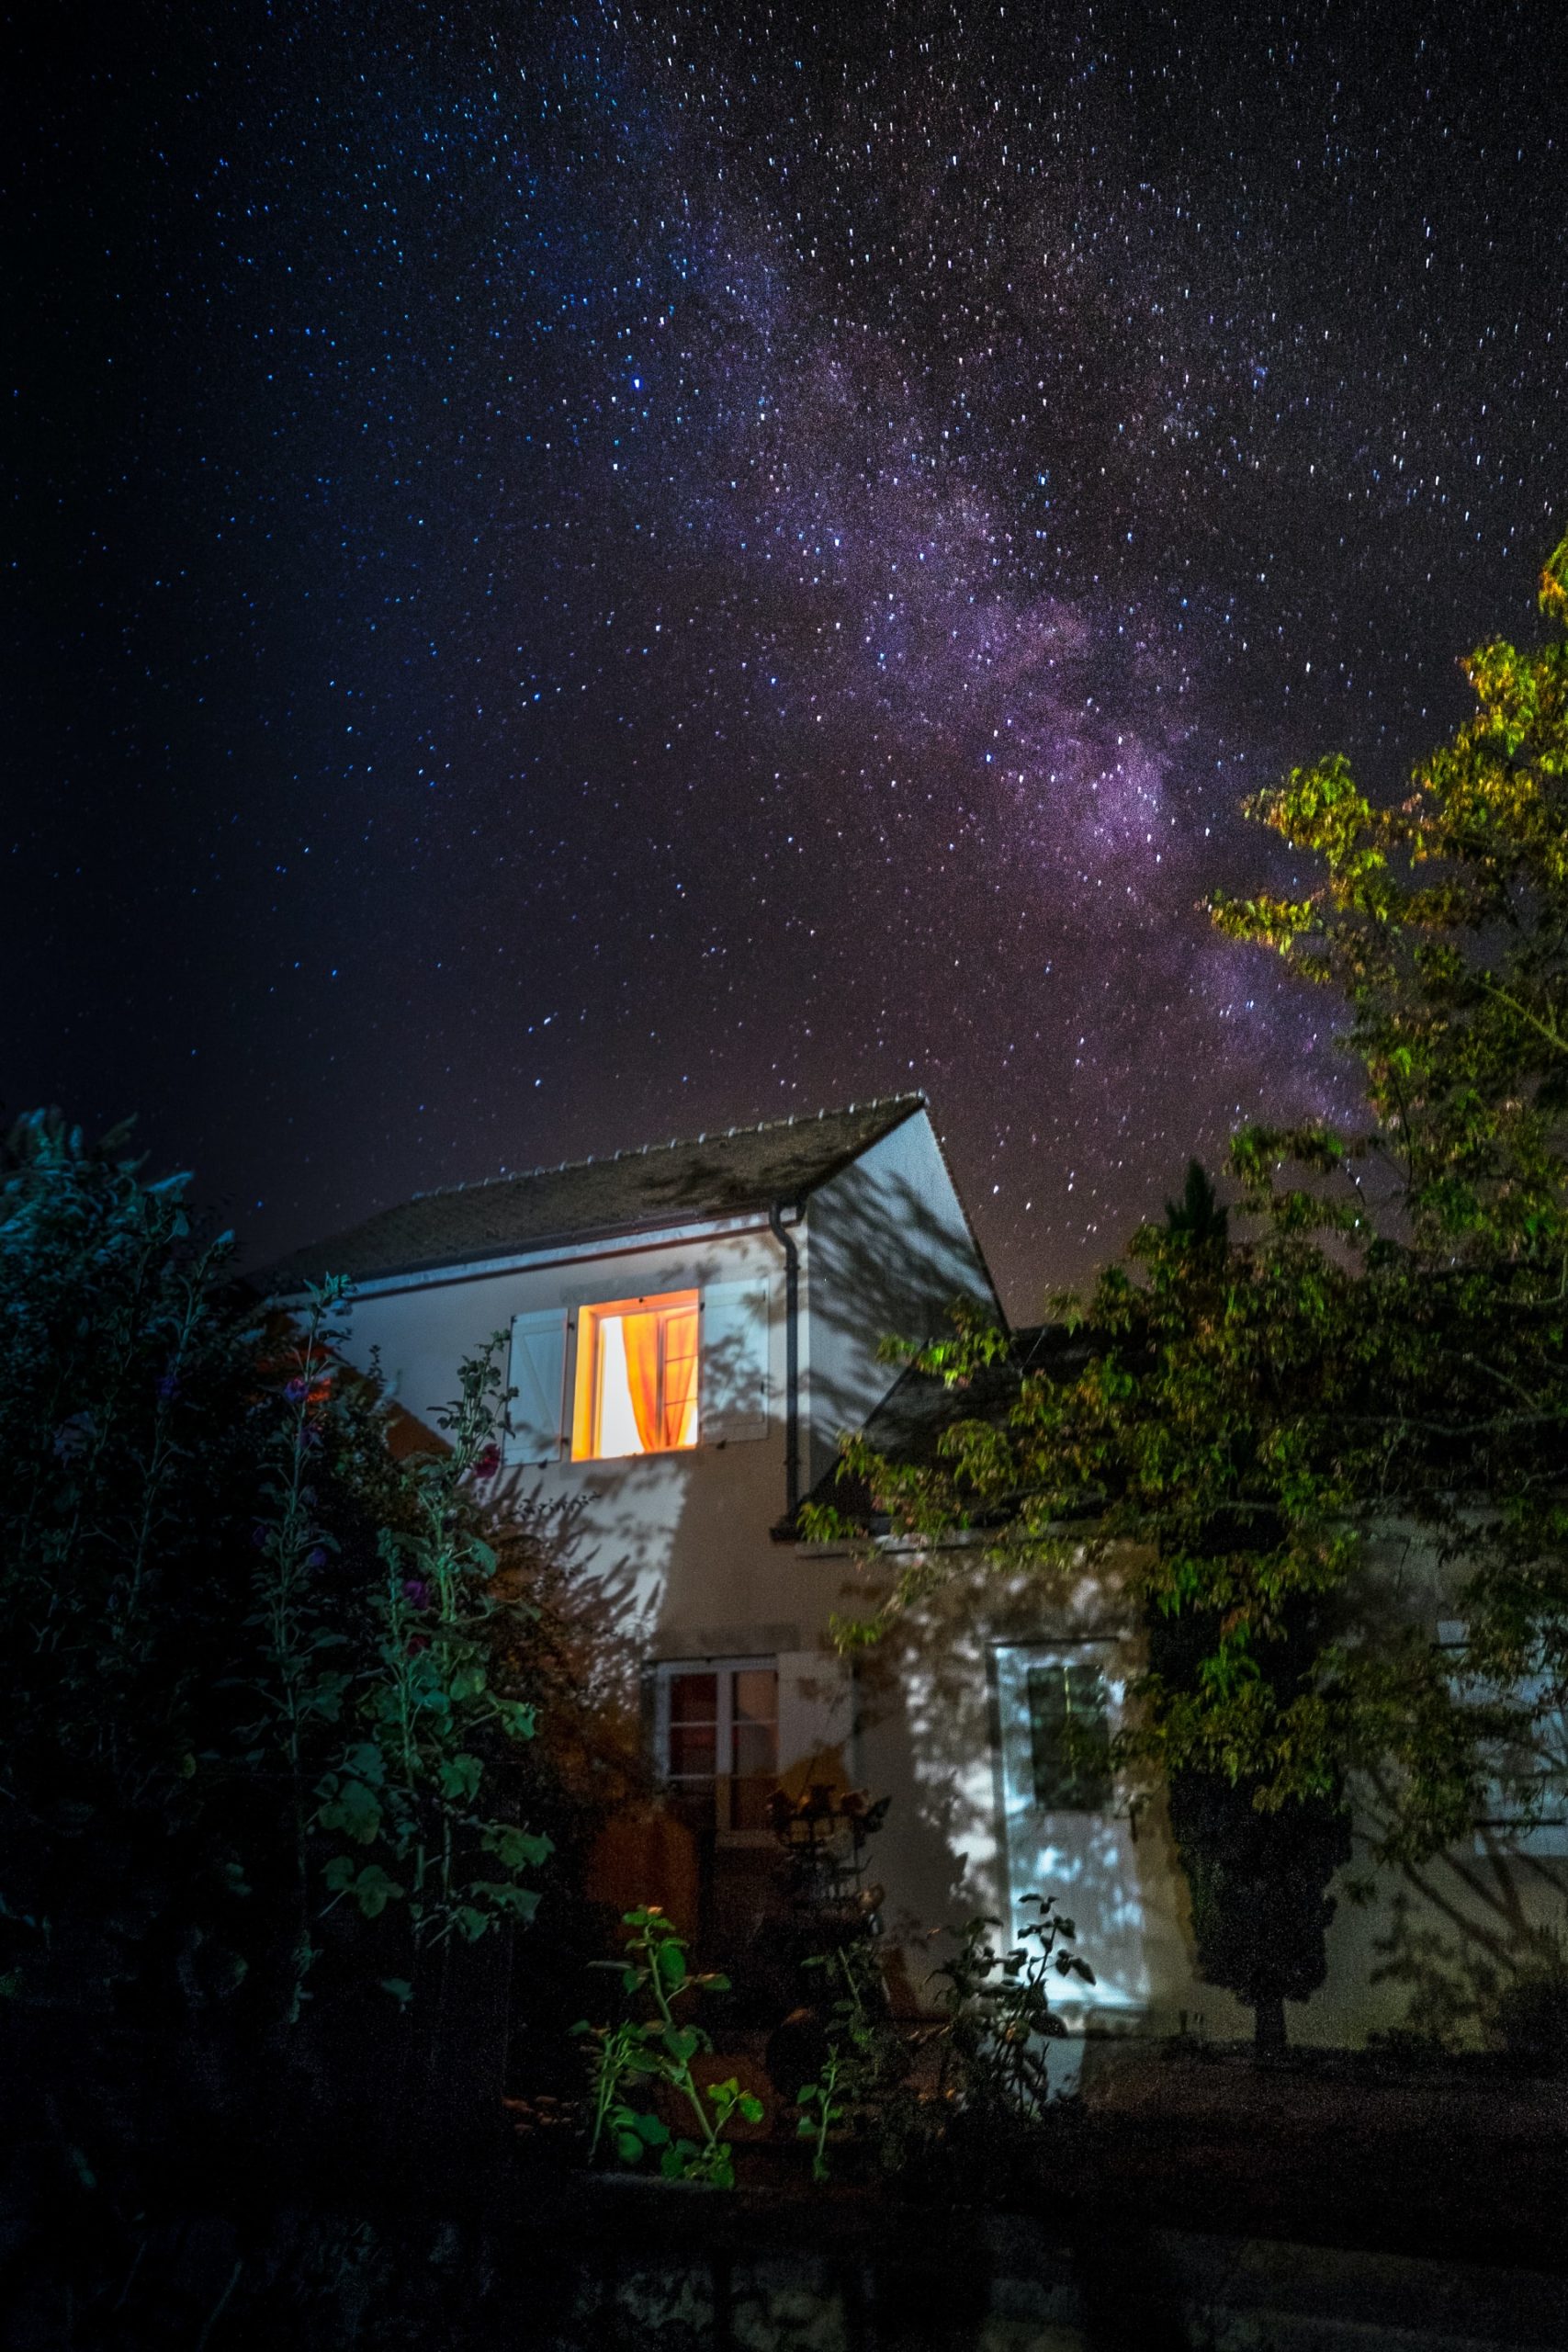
[265,1097,1031,1988]
[266,1094,1566,2060]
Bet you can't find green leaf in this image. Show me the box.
[438,1752,483,1802]
[350,1863,403,1919]
[379,1977,414,2007]
[655,1939,688,1991]
[483,1823,552,1871]
[319,1779,382,1845]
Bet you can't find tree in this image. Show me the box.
[810,537,1568,2051]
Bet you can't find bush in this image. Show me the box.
[0,1112,550,2195]
[1488,1946,1568,2075]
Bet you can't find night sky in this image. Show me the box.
[9,3,1565,1313]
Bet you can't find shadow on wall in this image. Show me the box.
[1348,1804,1568,2054]
[797,1154,998,1494]
[1323,1533,1568,2051]
[480,1166,1008,1969]
[848,1564,1169,2024]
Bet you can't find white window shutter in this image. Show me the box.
[776,1650,854,1784]
[504,1309,568,1463]
[701,1278,770,1443]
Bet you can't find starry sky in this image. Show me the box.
[8,2,1565,1313]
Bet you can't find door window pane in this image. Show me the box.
[659,1663,778,1830]
[669,1723,717,1780]
[669,1671,717,1724]
[731,1669,776,1728]
[1026,1660,1111,1812]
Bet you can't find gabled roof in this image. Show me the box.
[791,1323,1089,1537]
[258,1095,927,1295]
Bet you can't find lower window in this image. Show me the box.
[656,1659,779,1836]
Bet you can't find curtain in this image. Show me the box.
[621,1310,664,1453]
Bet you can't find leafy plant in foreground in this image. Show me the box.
[795,1894,1093,2177]
[930,1895,1093,2123]
[575,1906,763,2186]
[0,1113,552,2186]
[794,1939,905,2180]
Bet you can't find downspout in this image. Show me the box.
[768,1199,801,1527]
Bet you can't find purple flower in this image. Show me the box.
[156,1369,181,1403]
[251,1524,269,1549]
[402,1577,432,1609]
[306,1546,329,1570]
[472,1443,501,1483]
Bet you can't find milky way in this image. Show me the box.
[8,3,1565,1308]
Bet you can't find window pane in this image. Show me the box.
[732,1720,777,1781]
[731,1668,776,1727]
[669,1724,717,1780]
[669,1672,717,1724]
[592,1311,645,1459]
[1026,1661,1111,1812]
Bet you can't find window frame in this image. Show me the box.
[652,1657,780,1847]
[570,1287,701,1463]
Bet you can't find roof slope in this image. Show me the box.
[260,1095,926,1294]
[792,1323,1089,1536]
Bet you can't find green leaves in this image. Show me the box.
[317,1777,383,1846]
[577,1905,764,2189]
[323,1858,404,1919]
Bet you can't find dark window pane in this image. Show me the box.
[732,1720,777,1781]
[669,1672,717,1724]
[669,1724,716,1781]
[1026,1661,1111,1812]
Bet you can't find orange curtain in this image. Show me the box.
[662,1305,699,1447]
[621,1311,664,1453]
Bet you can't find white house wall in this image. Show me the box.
[331,1223,825,1659]
[802,1109,997,1491]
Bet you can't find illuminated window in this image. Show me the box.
[658,1660,779,1835]
[572,1291,700,1460]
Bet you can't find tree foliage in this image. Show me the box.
[0,1111,550,2184]
[810,538,1568,2041]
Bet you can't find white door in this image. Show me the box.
[993,1642,1149,2020]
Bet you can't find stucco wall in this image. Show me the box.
[802,1108,997,1491]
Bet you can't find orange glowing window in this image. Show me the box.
[571,1291,700,1460]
